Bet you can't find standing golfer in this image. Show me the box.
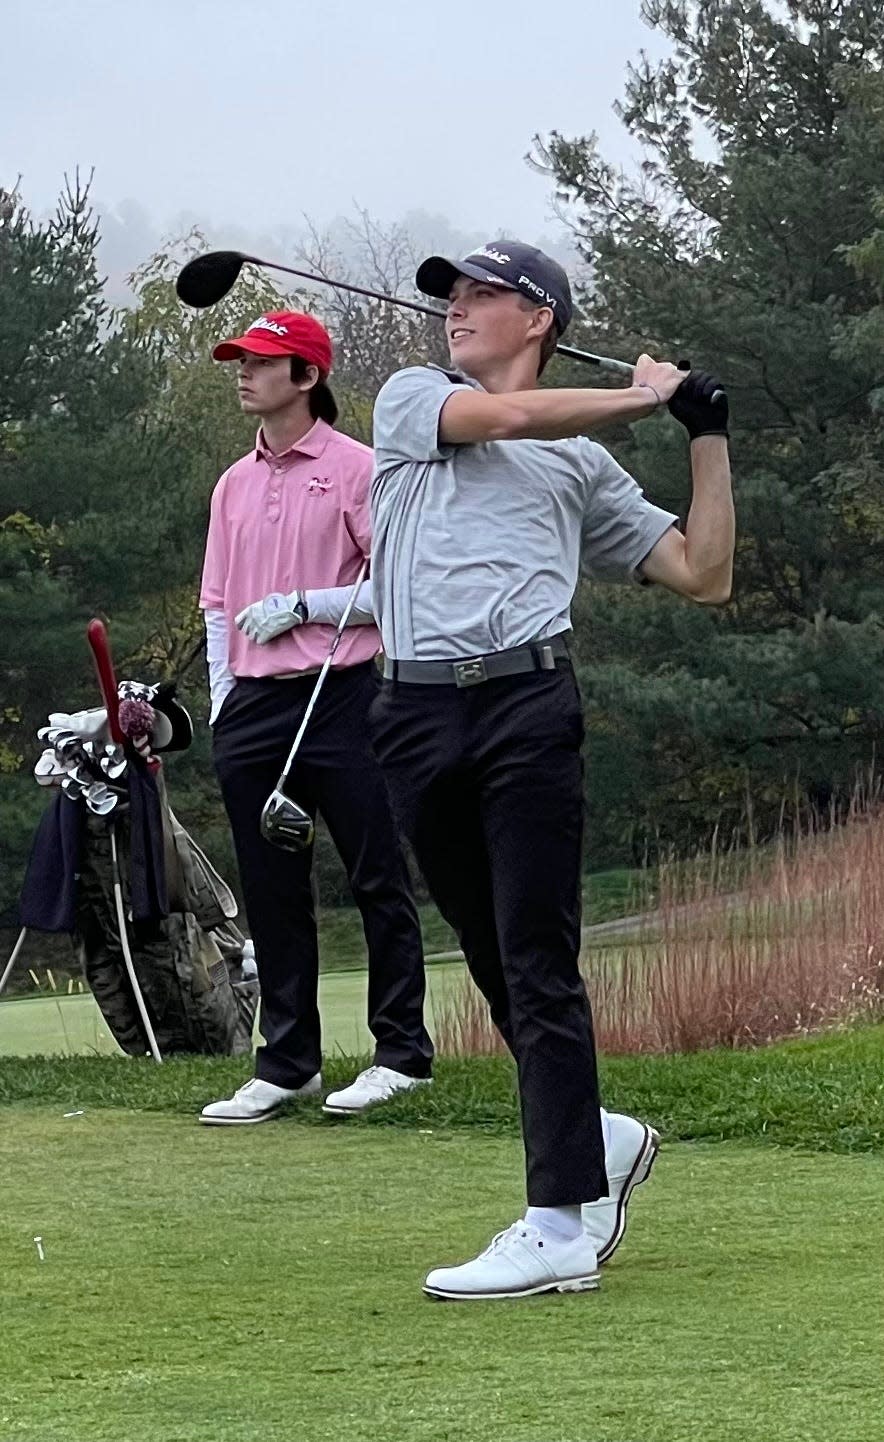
[367,242,733,1299]
[199,310,432,1125]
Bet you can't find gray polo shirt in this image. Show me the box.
[370,365,677,661]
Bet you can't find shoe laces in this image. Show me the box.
[482,1222,539,1256]
[353,1066,394,1094]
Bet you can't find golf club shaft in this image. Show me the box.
[237,253,633,377]
[87,619,124,744]
[109,825,163,1064]
[0,926,27,999]
[274,560,369,791]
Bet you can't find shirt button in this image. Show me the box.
[270,491,279,500]
[274,465,283,473]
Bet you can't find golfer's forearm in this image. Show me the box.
[439,385,657,444]
[305,580,375,627]
[204,608,236,722]
[683,438,734,603]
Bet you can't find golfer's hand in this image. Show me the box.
[235,591,308,644]
[668,370,729,439]
[633,353,686,406]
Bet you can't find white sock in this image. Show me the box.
[524,1205,582,1242]
[600,1106,612,1152]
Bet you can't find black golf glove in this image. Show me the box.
[668,367,729,439]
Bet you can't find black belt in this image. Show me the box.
[382,635,571,687]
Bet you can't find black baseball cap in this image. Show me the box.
[415,240,573,334]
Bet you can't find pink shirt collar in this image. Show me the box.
[254,417,334,463]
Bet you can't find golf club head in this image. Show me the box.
[55,733,83,760]
[61,774,87,802]
[176,250,246,308]
[85,782,118,815]
[260,789,315,852]
[34,749,65,786]
[99,749,128,781]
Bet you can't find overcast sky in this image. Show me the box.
[3,0,670,287]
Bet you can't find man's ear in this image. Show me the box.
[528,307,555,343]
[295,363,321,393]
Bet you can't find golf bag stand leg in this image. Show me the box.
[109,825,163,1064]
[0,927,28,999]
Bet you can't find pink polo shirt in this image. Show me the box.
[199,419,381,677]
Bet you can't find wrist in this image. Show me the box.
[624,383,661,416]
[689,432,730,447]
[289,590,309,624]
[635,381,663,408]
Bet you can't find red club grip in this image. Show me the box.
[87,618,124,744]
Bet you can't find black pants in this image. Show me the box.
[369,663,607,1206]
[212,663,433,1088]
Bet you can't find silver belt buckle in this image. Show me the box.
[453,657,487,687]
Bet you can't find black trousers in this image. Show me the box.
[212,663,433,1089]
[368,662,607,1206]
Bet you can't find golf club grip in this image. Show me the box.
[87,618,124,744]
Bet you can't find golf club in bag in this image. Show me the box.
[88,619,164,1063]
[260,560,369,852]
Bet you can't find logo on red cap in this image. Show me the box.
[212,311,333,376]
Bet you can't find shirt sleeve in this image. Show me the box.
[342,446,374,560]
[579,441,678,583]
[372,366,473,468]
[199,475,229,610]
[204,608,236,723]
[304,579,375,627]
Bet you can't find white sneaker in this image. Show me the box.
[322,1065,432,1116]
[199,1074,322,1125]
[424,1222,600,1301]
[583,1113,660,1263]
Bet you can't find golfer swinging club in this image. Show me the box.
[199,310,432,1125]
[366,241,733,1299]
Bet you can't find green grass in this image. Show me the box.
[2,867,639,999]
[319,867,639,968]
[1,1109,881,1442]
[2,1023,882,1154]
[0,964,465,1060]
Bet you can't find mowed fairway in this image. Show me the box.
[1,1108,882,1442]
[0,962,464,1059]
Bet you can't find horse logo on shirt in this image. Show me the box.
[307,476,332,494]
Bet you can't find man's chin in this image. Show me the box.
[448,343,483,377]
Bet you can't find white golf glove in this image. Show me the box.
[235,591,308,645]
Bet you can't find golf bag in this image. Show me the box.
[73,777,258,1057]
[15,679,259,1058]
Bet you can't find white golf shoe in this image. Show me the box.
[199,1074,322,1125]
[583,1112,661,1263]
[424,1221,600,1301]
[322,1065,432,1116]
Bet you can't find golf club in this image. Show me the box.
[260,561,369,853]
[87,618,163,1064]
[176,249,635,376]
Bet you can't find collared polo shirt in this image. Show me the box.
[370,366,678,661]
[200,418,380,677]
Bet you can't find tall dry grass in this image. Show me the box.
[433,794,884,1056]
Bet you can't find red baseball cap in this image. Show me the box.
[212,311,333,377]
